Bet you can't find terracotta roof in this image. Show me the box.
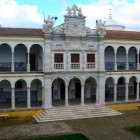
[0,27,43,37]
[106,30,140,40]
[0,27,140,40]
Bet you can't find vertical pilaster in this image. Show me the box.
[27,87,31,109]
[98,74,105,104]
[136,82,139,101]
[81,84,85,106]
[65,84,69,106]
[114,84,117,102]
[126,53,129,70]
[27,52,30,72]
[137,54,139,70]
[42,87,45,108]
[11,52,14,72]
[11,88,15,110]
[44,78,52,108]
[125,83,129,102]
[114,53,117,70]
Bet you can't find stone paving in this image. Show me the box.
[0,122,73,140]
[0,109,140,140]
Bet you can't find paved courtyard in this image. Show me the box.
[0,109,140,140]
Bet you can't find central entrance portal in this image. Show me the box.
[52,78,65,106]
[69,78,81,105]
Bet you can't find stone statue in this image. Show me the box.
[66,4,83,16]
[72,5,78,16]
[77,7,83,16]
[66,7,72,16]
[43,15,55,33]
[96,19,106,35]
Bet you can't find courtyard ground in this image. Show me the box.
[0,103,140,140]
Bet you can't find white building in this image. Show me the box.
[0,5,139,111]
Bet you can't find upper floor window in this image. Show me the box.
[87,54,95,69]
[71,53,80,69]
[54,53,64,69]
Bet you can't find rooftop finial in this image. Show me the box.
[109,9,112,20]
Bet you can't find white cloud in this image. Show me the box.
[1,0,140,31]
[77,0,140,31]
[0,0,43,28]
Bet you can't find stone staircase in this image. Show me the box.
[34,105,122,122]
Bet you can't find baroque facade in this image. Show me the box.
[0,5,140,110]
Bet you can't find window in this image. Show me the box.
[54,53,63,63]
[71,54,79,63]
[87,54,95,69]
[54,53,64,69]
[87,54,95,63]
[71,54,80,69]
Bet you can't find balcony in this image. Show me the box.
[87,63,95,69]
[105,62,114,70]
[71,63,80,69]
[14,62,27,71]
[129,62,136,70]
[0,62,11,71]
[54,63,64,69]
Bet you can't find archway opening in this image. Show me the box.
[52,78,65,106]
[85,77,96,104]
[0,80,11,109]
[128,47,137,70]
[105,46,115,70]
[15,80,27,108]
[117,47,126,70]
[68,78,81,105]
[30,44,43,71]
[0,44,11,72]
[117,77,125,101]
[14,44,27,71]
[105,77,114,102]
[129,76,137,100]
[31,79,42,108]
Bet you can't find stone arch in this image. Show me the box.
[14,44,27,71]
[52,77,66,106]
[84,77,97,104]
[105,46,115,70]
[0,43,12,71]
[30,44,43,71]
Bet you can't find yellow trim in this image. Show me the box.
[106,38,140,41]
[0,75,44,78]
[106,71,140,75]
[0,39,44,43]
[0,35,43,38]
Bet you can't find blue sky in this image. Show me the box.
[0,0,140,31]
